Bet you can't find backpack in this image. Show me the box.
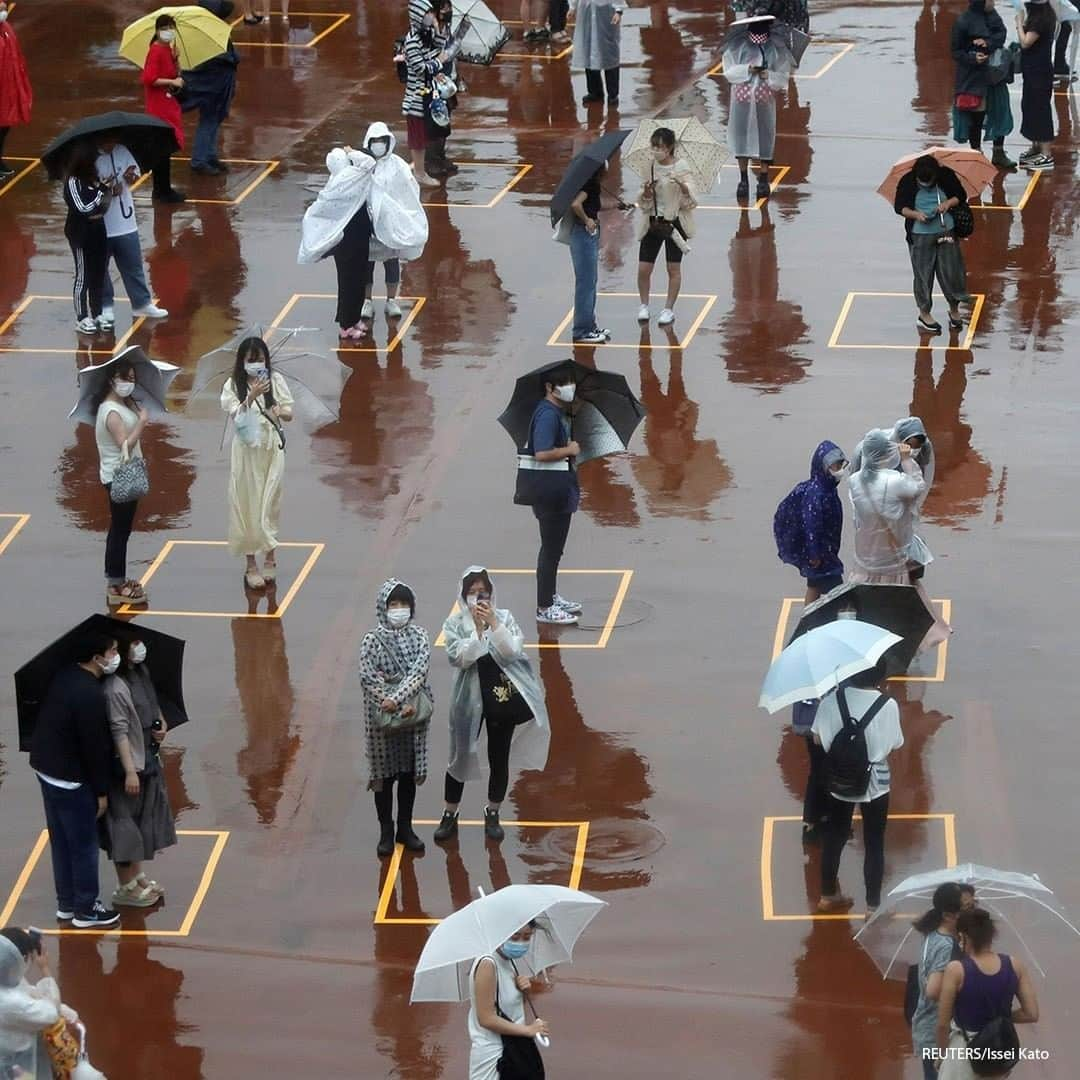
[394,35,408,83]
[825,688,887,799]
[961,956,1021,1077]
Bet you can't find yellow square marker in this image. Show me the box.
[697,164,791,211]
[117,539,324,618]
[772,596,952,683]
[0,513,30,557]
[229,11,351,48]
[496,41,573,62]
[761,814,957,920]
[433,569,633,650]
[547,293,717,351]
[708,40,855,81]
[0,295,152,355]
[0,829,229,936]
[971,170,1041,212]
[0,157,39,198]
[130,157,278,206]
[269,292,425,354]
[375,820,590,925]
[422,162,533,209]
[828,291,986,352]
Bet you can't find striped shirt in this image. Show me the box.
[402,28,445,117]
[408,0,431,30]
[63,176,107,229]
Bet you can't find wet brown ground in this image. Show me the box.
[0,0,1078,1076]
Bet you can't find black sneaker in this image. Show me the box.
[154,189,186,204]
[756,175,771,200]
[434,810,459,843]
[56,908,74,921]
[72,902,120,929]
[484,807,505,842]
[396,827,426,854]
[190,162,223,176]
[209,159,230,173]
[736,177,749,200]
[581,94,604,105]
[0,163,15,181]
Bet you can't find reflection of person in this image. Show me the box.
[1015,0,1057,170]
[141,14,185,203]
[911,882,964,1080]
[63,146,110,337]
[359,580,433,856]
[0,1,32,181]
[572,0,624,106]
[220,337,293,590]
[28,634,120,930]
[434,568,549,844]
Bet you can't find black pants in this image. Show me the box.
[67,221,108,322]
[549,0,569,32]
[966,112,1004,153]
[151,154,174,198]
[104,484,138,584]
[534,511,572,609]
[585,68,620,100]
[803,735,830,828]
[0,126,9,162]
[1055,22,1072,71]
[333,205,373,328]
[444,715,516,805]
[820,792,890,907]
[374,772,417,829]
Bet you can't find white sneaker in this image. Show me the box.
[536,604,578,624]
[361,299,375,320]
[132,303,168,318]
[96,314,115,332]
[553,593,582,614]
[637,304,650,322]
[101,305,115,322]
[386,298,402,318]
[76,317,99,334]
[658,308,675,325]
[573,329,607,344]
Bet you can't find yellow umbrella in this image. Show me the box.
[119,5,231,71]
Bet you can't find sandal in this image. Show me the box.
[262,561,277,582]
[112,880,161,908]
[135,872,163,897]
[244,570,266,590]
[106,582,147,607]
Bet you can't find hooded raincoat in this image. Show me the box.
[358,579,433,791]
[722,25,795,159]
[773,440,846,582]
[442,568,550,785]
[851,417,936,514]
[0,937,61,1080]
[297,148,374,265]
[360,122,429,263]
[571,0,623,70]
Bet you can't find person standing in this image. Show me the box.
[358,580,432,857]
[185,1,240,176]
[636,126,698,327]
[951,0,1016,169]
[566,163,613,344]
[220,337,293,590]
[141,14,186,203]
[402,7,449,188]
[433,568,550,844]
[0,0,32,181]
[812,662,904,915]
[1015,0,1057,170]
[28,634,121,930]
[95,137,169,332]
[522,0,548,40]
[94,359,150,608]
[63,146,110,336]
[911,883,964,1080]
[572,0,624,106]
[0,934,61,1078]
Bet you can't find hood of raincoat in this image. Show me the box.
[859,429,901,473]
[458,565,497,607]
[812,439,846,483]
[893,416,927,445]
[363,121,398,159]
[376,577,416,631]
[0,935,25,989]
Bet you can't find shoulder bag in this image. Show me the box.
[376,638,433,732]
[494,962,545,1080]
[951,200,974,239]
[110,439,149,504]
[955,92,983,111]
[513,410,573,509]
[647,164,675,240]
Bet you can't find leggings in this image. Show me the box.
[966,112,1004,153]
[444,716,516,805]
[151,154,174,198]
[0,126,9,161]
[535,511,573,609]
[66,221,108,321]
[368,258,401,287]
[373,772,417,826]
[549,0,569,32]
[820,792,890,908]
[104,484,139,585]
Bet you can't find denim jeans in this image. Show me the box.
[38,779,101,914]
[102,231,152,310]
[569,221,599,339]
[192,110,223,167]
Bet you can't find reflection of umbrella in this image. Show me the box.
[498,359,645,465]
[450,0,510,64]
[14,615,188,752]
[790,583,934,676]
[410,884,606,1003]
[41,112,178,181]
[877,147,999,204]
[624,118,728,194]
[68,345,180,425]
[856,865,1080,980]
[550,130,631,227]
[759,620,902,713]
[119,5,232,71]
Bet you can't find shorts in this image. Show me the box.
[638,221,687,265]
[406,115,427,151]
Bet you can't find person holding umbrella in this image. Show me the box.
[141,14,186,203]
[184,1,241,177]
[63,145,111,336]
[0,0,32,182]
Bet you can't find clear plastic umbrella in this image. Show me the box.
[68,345,180,425]
[450,0,511,65]
[623,118,728,195]
[855,864,1080,980]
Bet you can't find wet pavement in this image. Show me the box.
[0,0,1078,1076]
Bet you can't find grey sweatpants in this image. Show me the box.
[909,233,968,314]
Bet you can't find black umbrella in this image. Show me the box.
[788,583,934,676]
[14,615,188,752]
[41,112,178,181]
[498,359,645,465]
[550,129,632,226]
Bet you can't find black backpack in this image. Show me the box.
[394,35,408,84]
[962,957,1022,1077]
[825,688,887,799]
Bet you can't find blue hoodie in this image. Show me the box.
[773,440,846,580]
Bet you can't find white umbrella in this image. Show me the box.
[758,620,902,713]
[450,0,511,65]
[68,345,180,425]
[410,884,606,1004]
[623,118,729,194]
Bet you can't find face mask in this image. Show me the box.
[555,384,576,403]
[159,29,176,43]
[830,465,849,482]
[113,380,135,398]
[387,607,411,628]
[466,593,489,609]
[370,142,389,159]
[244,363,267,379]
[99,653,121,676]
[917,179,933,189]
[500,940,530,960]
[130,643,147,665]
[651,148,669,161]
[0,11,8,23]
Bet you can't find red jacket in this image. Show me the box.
[0,21,32,127]
[142,41,184,149]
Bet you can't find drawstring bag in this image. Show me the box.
[110,440,149,504]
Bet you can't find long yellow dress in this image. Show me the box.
[220,372,294,557]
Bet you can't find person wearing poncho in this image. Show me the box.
[571,0,625,106]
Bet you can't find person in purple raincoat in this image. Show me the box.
[773,439,849,602]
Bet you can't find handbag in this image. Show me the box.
[110,440,149,504]
[495,968,545,1080]
[986,43,1020,86]
[42,1017,82,1080]
[955,92,983,111]
[647,164,675,239]
[513,411,573,509]
[951,201,974,239]
[376,639,433,732]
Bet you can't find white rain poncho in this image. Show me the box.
[571,0,622,71]
[723,28,795,159]
[442,567,550,784]
[361,121,429,263]
[851,416,936,514]
[297,147,374,265]
[0,935,60,1079]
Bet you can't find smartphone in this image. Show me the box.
[26,928,43,954]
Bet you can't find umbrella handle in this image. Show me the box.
[536,1033,551,1048]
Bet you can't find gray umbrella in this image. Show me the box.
[68,345,180,425]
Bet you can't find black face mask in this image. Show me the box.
[419,23,435,46]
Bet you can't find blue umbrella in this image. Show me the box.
[758,619,901,713]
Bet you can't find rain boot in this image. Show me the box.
[375,785,396,857]
[439,139,459,176]
[395,773,426,853]
[425,140,449,178]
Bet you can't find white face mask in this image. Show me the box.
[244,363,267,379]
[0,11,9,23]
[100,653,121,676]
[830,465,849,482]
[370,142,389,159]
[158,29,176,44]
[652,148,670,161]
[466,593,489,609]
[555,384,576,403]
[130,643,147,665]
[113,380,135,398]
[387,607,411,628]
